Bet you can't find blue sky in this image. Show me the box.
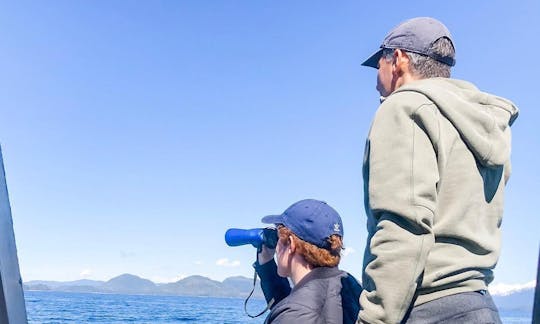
[0,1,538,289]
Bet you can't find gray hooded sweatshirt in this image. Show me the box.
[360,78,518,324]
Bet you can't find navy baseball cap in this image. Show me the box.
[261,199,343,249]
[362,17,455,69]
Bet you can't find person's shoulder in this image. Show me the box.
[291,278,329,302]
[269,292,321,321]
[374,91,433,124]
[268,300,319,324]
[340,271,362,288]
[383,88,434,115]
[284,274,338,308]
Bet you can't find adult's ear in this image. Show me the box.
[393,49,411,75]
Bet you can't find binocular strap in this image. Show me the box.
[244,252,274,318]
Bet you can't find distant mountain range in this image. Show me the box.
[24,274,264,299]
[25,274,535,313]
[492,288,536,313]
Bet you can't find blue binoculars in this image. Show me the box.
[224,228,279,249]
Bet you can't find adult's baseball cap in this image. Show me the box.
[261,199,343,249]
[362,17,455,69]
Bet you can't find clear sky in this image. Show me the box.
[0,1,538,289]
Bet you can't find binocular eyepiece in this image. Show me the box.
[225,228,278,249]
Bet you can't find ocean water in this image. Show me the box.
[25,290,532,323]
[25,291,268,323]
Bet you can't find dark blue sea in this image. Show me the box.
[25,291,532,323]
[25,291,268,323]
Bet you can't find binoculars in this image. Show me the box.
[225,228,279,249]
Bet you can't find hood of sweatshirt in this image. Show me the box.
[393,78,519,167]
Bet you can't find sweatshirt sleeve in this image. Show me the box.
[359,93,438,324]
[253,259,291,307]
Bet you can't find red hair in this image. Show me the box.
[278,226,343,267]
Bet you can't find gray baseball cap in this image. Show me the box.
[362,17,455,69]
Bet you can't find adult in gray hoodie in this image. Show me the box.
[359,17,518,324]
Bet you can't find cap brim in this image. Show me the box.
[361,48,383,68]
[261,214,284,224]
